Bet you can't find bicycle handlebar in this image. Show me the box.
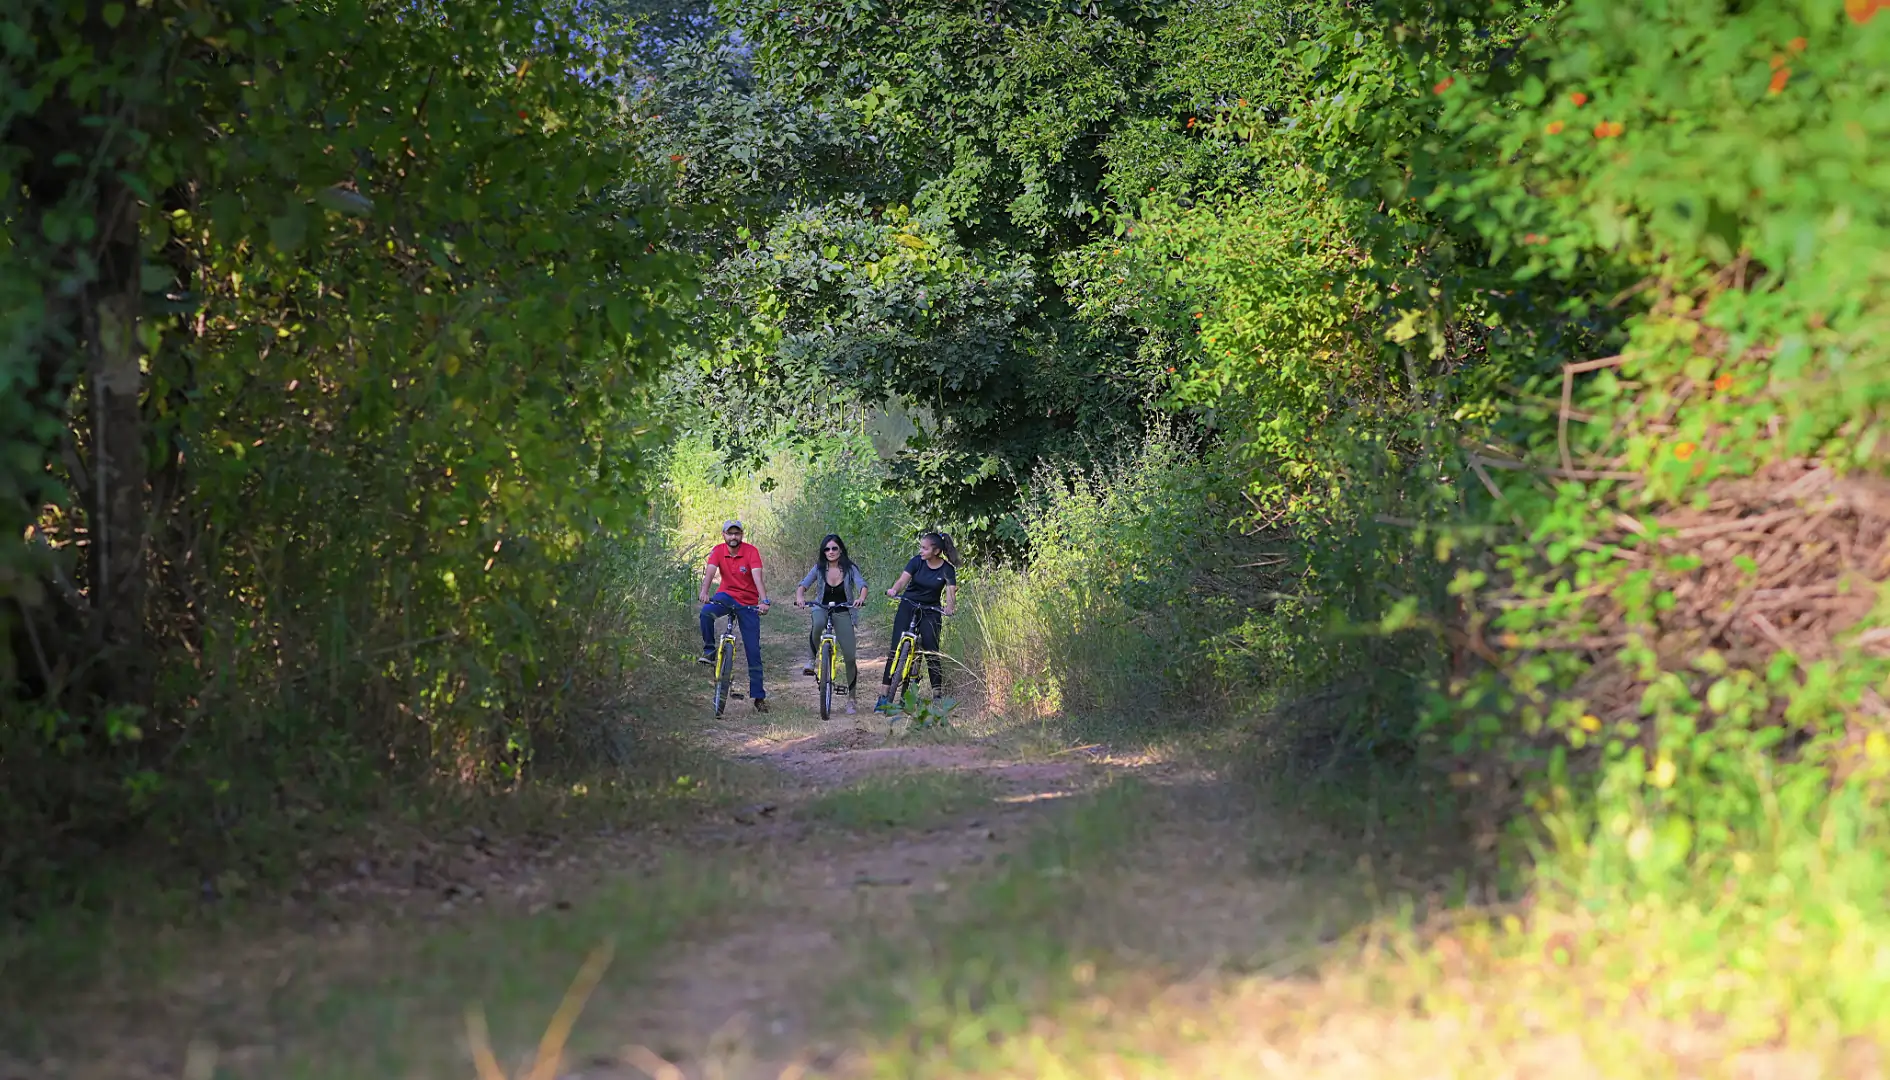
[894,597,950,614]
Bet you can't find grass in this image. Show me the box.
[4,851,756,1080]
[0,714,770,1078]
[263,854,756,1079]
[826,777,1159,1071]
[802,770,1001,830]
[820,741,1890,1079]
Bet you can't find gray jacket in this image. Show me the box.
[798,563,868,618]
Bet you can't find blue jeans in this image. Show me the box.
[700,592,765,701]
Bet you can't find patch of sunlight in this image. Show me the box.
[1098,745,1175,769]
[995,789,1077,805]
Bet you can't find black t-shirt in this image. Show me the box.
[902,556,957,606]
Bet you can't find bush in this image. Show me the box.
[961,424,1283,730]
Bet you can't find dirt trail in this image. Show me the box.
[590,616,1108,1078]
[15,618,1855,1079]
[10,617,1294,1080]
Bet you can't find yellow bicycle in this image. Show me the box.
[709,601,763,717]
[807,600,855,721]
[880,598,949,714]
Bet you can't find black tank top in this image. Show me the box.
[821,568,849,606]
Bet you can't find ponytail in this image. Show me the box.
[921,530,959,566]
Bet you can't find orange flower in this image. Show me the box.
[517,110,529,119]
[1674,442,1697,462]
[1192,312,1204,319]
[1769,67,1790,94]
[1593,120,1625,139]
[1164,366,1176,373]
[1845,0,1877,24]
[1714,373,1734,392]
[1770,54,1787,69]
[1186,116,1197,127]
[1237,98,1248,108]
[1570,92,1589,107]
[1546,120,1565,135]
[1434,76,1455,95]
[1788,36,1807,53]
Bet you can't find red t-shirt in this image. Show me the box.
[706,541,764,605]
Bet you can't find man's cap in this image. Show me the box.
[722,520,744,532]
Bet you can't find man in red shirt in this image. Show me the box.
[698,520,772,711]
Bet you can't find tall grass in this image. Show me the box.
[660,429,917,601]
[959,425,1275,731]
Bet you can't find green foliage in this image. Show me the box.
[2,0,696,889]
[890,689,959,730]
[648,0,1252,540]
[1118,0,1890,875]
[1352,0,1890,806]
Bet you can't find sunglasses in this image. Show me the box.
[824,545,841,551]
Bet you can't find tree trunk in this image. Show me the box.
[84,175,148,701]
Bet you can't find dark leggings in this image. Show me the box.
[881,602,943,693]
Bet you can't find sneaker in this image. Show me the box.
[696,648,715,665]
[802,664,816,676]
[873,692,891,713]
[846,697,857,715]
[753,698,770,714]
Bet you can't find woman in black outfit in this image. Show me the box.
[875,531,959,710]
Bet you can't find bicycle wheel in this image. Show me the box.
[713,635,735,717]
[817,638,835,721]
[890,634,916,709]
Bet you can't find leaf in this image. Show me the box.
[268,211,307,254]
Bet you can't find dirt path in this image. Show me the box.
[8,618,1308,1080]
[13,616,1867,1080]
[587,615,1109,1078]
[550,613,1367,1080]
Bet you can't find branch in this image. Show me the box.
[1561,354,1626,474]
[1470,453,1640,482]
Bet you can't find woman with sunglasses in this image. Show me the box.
[794,534,869,713]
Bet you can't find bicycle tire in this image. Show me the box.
[817,638,834,721]
[713,635,735,717]
[890,634,916,708]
